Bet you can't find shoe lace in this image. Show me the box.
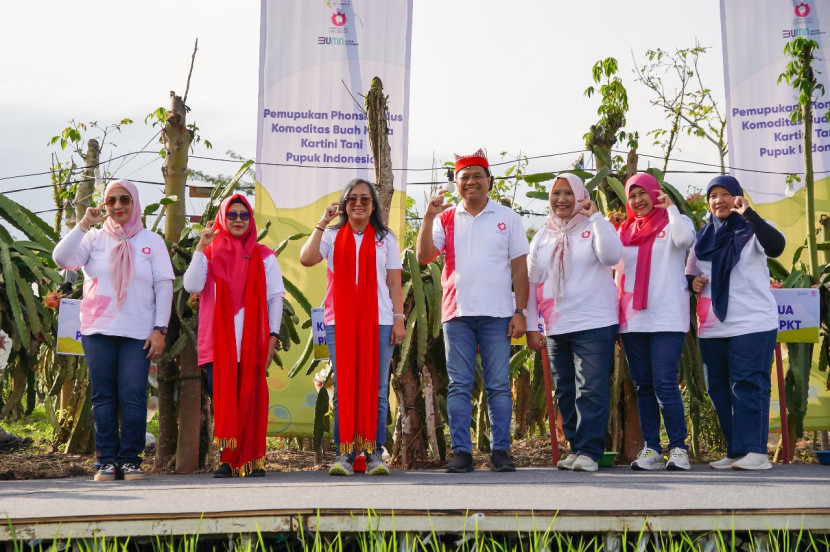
[671,449,687,459]
[637,448,655,459]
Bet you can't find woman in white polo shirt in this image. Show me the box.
[616,173,696,471]
[53,179,174,482]
[686,175,785,471]
[300,178,406,477]
[526,173,623,472]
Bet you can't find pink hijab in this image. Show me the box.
[102,180,144,309]
[618,173,669,310]
[543,173,590,300]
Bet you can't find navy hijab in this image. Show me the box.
[694,175,755,322]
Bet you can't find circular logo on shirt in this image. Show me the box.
[141,247,151,254]
[657,230,666,239]
[498,222,507,231]
[581,230,591,239]
[376,240,384,247]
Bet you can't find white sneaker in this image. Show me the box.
[572,455,598,472]
[708,456,736,469]
[731,453,772,471]
[666,448,691,471]
[557,454,578,470]
[630,447,665,471]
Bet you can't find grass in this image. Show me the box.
[4,523,830,552]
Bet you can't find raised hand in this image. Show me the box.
[195,221,219,252]
[577,198,599,217]
[424,189,453,219]
[731,196,749,216]
[654,191,674,209]
[320,202,343,225]
[79,206,107,230]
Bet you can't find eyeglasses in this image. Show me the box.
[106,194,132,207]
[226,211,251,221]
[346,196,372,205]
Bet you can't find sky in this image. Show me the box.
[0,0,725,228]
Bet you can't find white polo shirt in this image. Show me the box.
[432,199,529,322]
[616,206,695,333]
[685,236,778,338]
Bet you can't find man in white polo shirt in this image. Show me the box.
[416,148,529,473]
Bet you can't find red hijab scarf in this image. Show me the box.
[618,174,669,311]
[333,221,379,454]
[204,194,275,475]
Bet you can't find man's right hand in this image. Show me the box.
[424,189,452,220]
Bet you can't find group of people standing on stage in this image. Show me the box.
[53,146,784,482]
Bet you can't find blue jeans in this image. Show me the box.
[326,325,394,453]
[621,332,688,451]
[443,316,512,454]
[546,324,618,461]
[699,329,776,457]
[82,334,151,465]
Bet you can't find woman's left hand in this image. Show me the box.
[390,318,406,346]
[731,195,749,215]
[577,199,599,217]
[144,330,166,360]
[654,191,674,209]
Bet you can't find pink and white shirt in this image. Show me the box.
[53,226,174,340]
[527,213,621,335]
[616,206,695,333]
[685,236,778,338]
[318,227,403,326]
[431,199,529,323]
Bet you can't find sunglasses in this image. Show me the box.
[106,194,132,207]
[346,196,372,205]
[226,211,251,221]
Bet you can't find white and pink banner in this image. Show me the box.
[720,0,830,206]
[255,0,413,210]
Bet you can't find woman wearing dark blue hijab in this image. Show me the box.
[686,175,785,471]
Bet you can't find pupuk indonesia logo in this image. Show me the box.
[794,2,810,17]
[331,12,346,26]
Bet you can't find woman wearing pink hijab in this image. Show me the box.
[526,173,622,472]
[53,180,174,482]
[616,173,695,471]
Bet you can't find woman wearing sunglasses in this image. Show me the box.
[53,180,175,482]
[299,179,405,476]
[184,194,285,478]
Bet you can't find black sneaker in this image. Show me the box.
[246,468,266,477]
[445,451,474,473]
[120,462,145,481]
[490,449,516,472]
[213,462,233,478]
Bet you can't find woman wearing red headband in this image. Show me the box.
[184,194,285,477]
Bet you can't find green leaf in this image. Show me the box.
[0,192,59,247]
[160,196,178,206]
[645,167,665,184]
[143,203,161,216]
[0,242,29,349]
[287,331,314,378]
[282,276,313,316]
[274,232,306,255]
[605,176,626,203]
[524,172,557,184]
[585,167,611,192]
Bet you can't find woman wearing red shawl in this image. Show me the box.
[300,179,406,476]
[686,175,785,471]
[53,180,174,482]
[525,173,622,472]
[184,195,285,477]
[616,173,695,471]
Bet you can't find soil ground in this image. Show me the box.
[0,434,822,480]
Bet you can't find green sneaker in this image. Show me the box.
[366,452,390,476]
[329,454,354,476]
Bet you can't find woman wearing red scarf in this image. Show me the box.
[300,179,405,476]
[616,173,695,471]
[184,195,285,477]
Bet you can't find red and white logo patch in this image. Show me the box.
[376,241,384,247]
[497,222,507,231]
[141,247,151,254]
[581,230,591,239]
[657,230,666,239]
